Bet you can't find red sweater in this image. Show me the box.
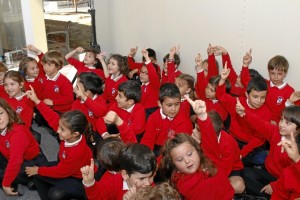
[195,54,219,100]
[197,118,243,176]
[41,72,74,113]
[36,101,93,179]
[84,173,127,200]
[216,84,272,157]
[71,95,108,131]
[141,62,160,109]
[271,160,300,200]
[103,75,128,107]
[161,61,182,84]
[67,57,105,80]
[204,99,228,121]
[172,169,234,200]
[0,85,7,98]
[240,67,294,123]
[4,95,34,129]
[0,124,40,187]
[238,110,293,178]
[180,99,191,118]
[141,109,193,149]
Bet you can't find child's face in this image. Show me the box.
[205,83,216,99]
[107,58,119,75]
[279,116,297,137]
[4,77,23,98]
[57,119,78,143]
[83,52,96,66]
[26,61,39,79]
[116,91,132,109]
[175,78,191,97]
[170,141,200,174]
[122,171,154,189]
[0,72,5,84]
[0,107,9,130]
[246,89,267,109]
[139,66,149,83]
[43,63,58,78]
[268,68,287,86]
[159,97,180,118]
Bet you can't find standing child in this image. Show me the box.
[65,47,108,80]
[161,46,182,84]
[25,86,93,200]
[3,71,34,128]
[236,100,300,198]
[159,134,234,200]
[0,62,8,98]
[0,99,47,196]
[141,83,193,156]
[102,54,129,107]
[81,143,157,200]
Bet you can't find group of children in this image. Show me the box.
[0,43,299,200]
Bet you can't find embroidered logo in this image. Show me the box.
[5,140,10,148]
[168,129,176,139]
[112,88,116,95]
[54,85,59,93]
[62,151,66,159]
[88,110,94,118]
[276,96,284,105]
[39,78,43,84]
[16,106,23,113]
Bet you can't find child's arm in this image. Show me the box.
[194,53,208,100]
[207,44,218,77]
[240,49,252,88]
[65,47,84,60]
[96,52,109,78]
[286,91,300,107]
[142,49,160,88]
[161,46,179,84]
[127,46,144,70]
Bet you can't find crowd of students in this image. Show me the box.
[0,43,299,200]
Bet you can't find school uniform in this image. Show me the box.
[204,99,228,122]
[41,71,74,113]
[195,54,219,100]
[240,66,294,123]
[197,117,243,176]
[141,108,193,156]
[180,99,192,118]
[172,168,234,200]
[216,84,272,158]
[71,94,108,131]
[0,124,43,187]
[4,94,35,128]
[0,84,7,98]
[271,160,300,200]
[161,61,182,84]
[103,74,127,107]
[67,57,106,80]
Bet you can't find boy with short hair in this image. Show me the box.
[99,80,145,142]
[141,83,193,156]
[241,53,294,124]
[81,143,157,200]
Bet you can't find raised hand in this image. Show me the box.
[288,91,300,104]
[81,159,95,186]
[96,51,106,62]
[129,46,138,57]
[23,44,41,55]
[207,43,214,55]
[236,98,245,117]
[185,95,207,120]
[26,85,40,105]
[213,45,228,56]
[219,62,230,86]
[243,49,252,67]
[277,132,300,162]
[141,48,150,62]
[195,53,203,72]
[76,47,85,53]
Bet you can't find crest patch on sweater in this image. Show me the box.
[276,96,284,105]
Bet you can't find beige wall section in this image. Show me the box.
[95,0,300,89]
[21,0,47,54]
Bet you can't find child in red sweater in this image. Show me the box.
[186,96,245,194]
[81,143,157,200]
[272,132,300,200]
[141,83,193,156]
[102,54,129,107]
[0,62,8,98]
[236,100,300,199]
[25,87,93,200]
[101,80,145,142]
[161,46,182,84]
[0,99,47,196]
[159,134,234,200]
[65,47,108,80]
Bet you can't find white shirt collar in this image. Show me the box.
[142,82,149,86]
[160,108,174,121]
[111,74,123,82]
[25,76,35,82]
[212,99,218,104]
[270,81,287,89]
[15,93,26,101]
[124,104,135,113]
[122,180,130,191]
[0,128,7,136]
[46,71,61,81]
[64,135,82,147]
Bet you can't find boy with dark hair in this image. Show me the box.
[141,83,193,156]
[81,143,157,199]
[98,80,145,142]
[217,65,272,166]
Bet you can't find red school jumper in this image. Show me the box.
[103,75,128,108]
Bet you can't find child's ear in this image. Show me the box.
[245,91,249,99]
[128,99,135,106]
[121,169,129,181]
[186,88,191,94]
[157,100,162,108]
[72,131,80,138]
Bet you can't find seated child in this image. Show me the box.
[161,46,182,84]
[0,62,8,98]
[159,134,234,199]
[141,83,193,157]
[81,143,157,200]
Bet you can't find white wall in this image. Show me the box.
[95,0,300,89]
